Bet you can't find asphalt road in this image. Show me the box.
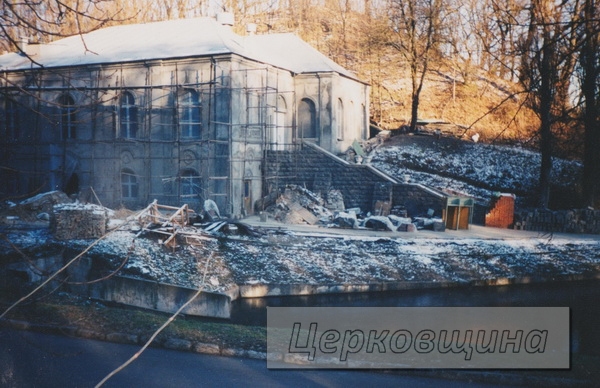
[0,327,502,388]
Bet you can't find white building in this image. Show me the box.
[0,15,369,216]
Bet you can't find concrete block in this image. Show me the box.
[193,342,220,355]
[164,338,192,351]
[106,332,139,344]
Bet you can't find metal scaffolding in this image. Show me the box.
[0,59,300,215]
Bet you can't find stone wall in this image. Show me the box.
[263,142,447,217]
[514,208,600,234]
[51,203,108,240]
[87,275,233,319]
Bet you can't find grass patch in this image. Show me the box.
[0,291,266,352]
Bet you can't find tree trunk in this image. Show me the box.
[581,0,600,207]
[538,38,553,209]
[410,92,420,131]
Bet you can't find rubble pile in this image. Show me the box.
[332,212,359,229]
[263,185,334,225]
[259,185,444,232]
[324,189,345,211]
[2,191,73,223]
[3,192,600,298]
[51,202,113,240]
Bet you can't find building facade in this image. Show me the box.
[0,16,369,217]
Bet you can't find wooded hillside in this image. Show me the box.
[2,0,599,206]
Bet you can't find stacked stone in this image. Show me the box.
[325,189,345,211]
[514,208,600,234]
[51,203,108,240]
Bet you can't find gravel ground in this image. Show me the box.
[4,223,598,292]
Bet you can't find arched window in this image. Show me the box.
[59,94,76,140]
[277,95,288,114]
[336,98,344,140]
[180,169,201,197]
[121,169,138,199]
[179,90,201,138]
[120,91,138,139]
[298,98,316,139]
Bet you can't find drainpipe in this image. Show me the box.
[316,73,321,148]
[208,57,216,203]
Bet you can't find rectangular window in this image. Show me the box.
[121,172,138,199]
[120,92,138,139]
[60,95,76,140]
[62,107,76,139]
[179,90,201,139]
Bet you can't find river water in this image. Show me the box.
[231,279,600,356]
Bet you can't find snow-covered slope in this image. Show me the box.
[369,135,582,205]
[6,227,597,291]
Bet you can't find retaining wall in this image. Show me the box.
[86,275,234,319]
[514,208,600,234]
[238,273,600,299]
[264,142,447,217]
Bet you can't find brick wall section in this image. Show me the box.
[263,142,447,217]
[485,194,515,228]
[514,208,600,234]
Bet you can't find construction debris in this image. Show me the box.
[51,202,112,240]
[262,185,334,225]
[20,191,72,213]
[284,203,320,225]
[2,191,73,223]
[364,216,396,231]
[257,185,444,233]
[373,200,392,216]
[203,199,222,221]
[332,211,359,229]
[325,189,345,211]
[134,200,263,248]
[136,200,195,248]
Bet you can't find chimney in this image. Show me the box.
[246,23,257,35]
[26,43,41,57]
[216,12,235,27]
[17,36,28,54]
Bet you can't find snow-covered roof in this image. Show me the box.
[0,17,362,82]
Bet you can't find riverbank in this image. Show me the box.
[2,219,600,385]
[2,282,600,387]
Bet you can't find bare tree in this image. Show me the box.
[579,0,600,207]
[517,0,582,208]
[0,0,127,53]
[387,0,446,131]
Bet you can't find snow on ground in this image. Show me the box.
[212,233,600,284]
[369,135,582,203]
[4,225,597,292]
